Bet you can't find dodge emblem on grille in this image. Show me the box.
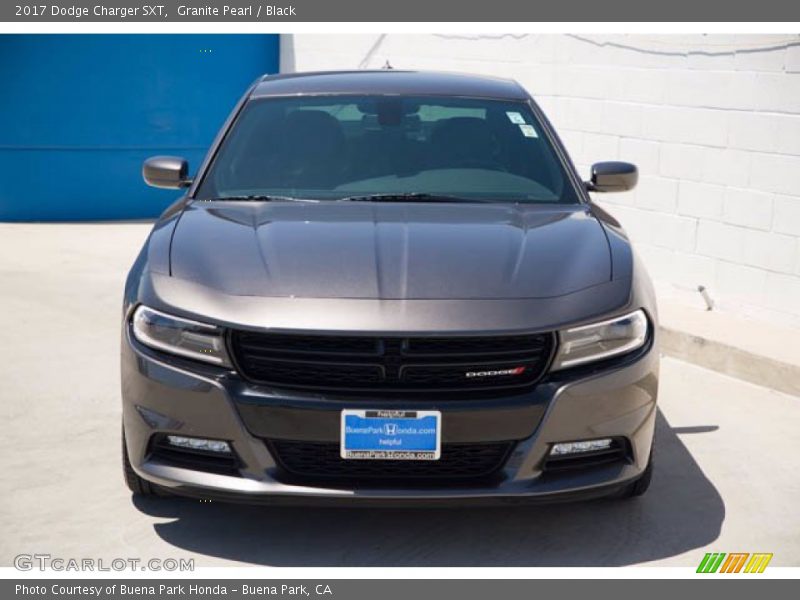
[465,366,527,378]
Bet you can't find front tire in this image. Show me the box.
[122,427,169,497]
[619,445,654,499]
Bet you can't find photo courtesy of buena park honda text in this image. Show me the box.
[0,0,798,597]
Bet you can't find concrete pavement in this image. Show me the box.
[658,285,800,397]
[1,222,798,567]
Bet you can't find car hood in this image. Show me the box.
[169,201,612,300]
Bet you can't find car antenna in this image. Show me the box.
[382,60,394,70]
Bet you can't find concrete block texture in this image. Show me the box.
[282,33,800,323]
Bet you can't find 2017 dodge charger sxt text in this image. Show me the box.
[122,70,658,504]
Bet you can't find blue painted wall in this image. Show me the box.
[0,34,279,221]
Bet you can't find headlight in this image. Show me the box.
[131,305,232,367]
[551,309,648,371]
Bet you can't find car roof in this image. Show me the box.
[250,70,529,100]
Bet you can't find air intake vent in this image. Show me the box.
[268,440,515,485]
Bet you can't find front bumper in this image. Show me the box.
[121,327,658,504]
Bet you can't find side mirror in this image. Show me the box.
[142,156,191,189]
[587,161,638,193]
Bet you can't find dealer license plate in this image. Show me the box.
[340,409,441,460]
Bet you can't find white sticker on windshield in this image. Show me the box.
[519,124,538,138]
[506,111,526,124]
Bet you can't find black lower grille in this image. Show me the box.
[268,440,515,485]
[230,331,554,394]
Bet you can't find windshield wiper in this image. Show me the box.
[206,195,319,203]
[337,193,491,204]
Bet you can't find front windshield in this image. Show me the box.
[195,94,580,203]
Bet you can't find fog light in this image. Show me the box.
[166,435,231,454]
[550,438,613,456]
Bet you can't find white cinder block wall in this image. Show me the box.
[282,34,800,324]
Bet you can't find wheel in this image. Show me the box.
[618,441,654,499]
[122,426,169,497]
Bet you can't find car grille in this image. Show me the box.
[268,440,515,484]
[229,331,555,393]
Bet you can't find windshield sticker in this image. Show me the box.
[518,124,538,138]
[506,111,527,124]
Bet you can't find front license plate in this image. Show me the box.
[340,409,441,460]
